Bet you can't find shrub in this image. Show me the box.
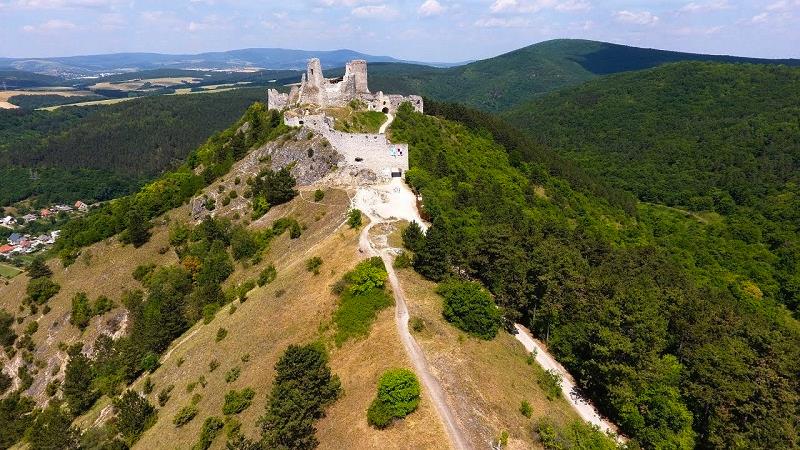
[216,328,228,342]
[132,263,156,283]
[437,280,501,340]
[344,259,387,295]
[209,359,220,372]
[140,352,160,373]
[367,368,420,428]
[393,251,412,269]
[225,366,241,383]
[28,257,53,279]
[143,376,154,394]
[158,385,174,406]
[347,208,362,228]
[306,256,323,275]
[93,295,114,315]
[410,317,425,332]
[237,279,256,301]
[69,292,93,330]
[314,189,325,202]
[174,404,199,427]
[221,196,231,206]
[538,370,562,400]
[258,264,277,286]
[520,400,533,418]
[26,277,60,304]
[195,416,224,450]
[223,388,256,415]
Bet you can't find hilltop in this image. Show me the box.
[367,39,800,111]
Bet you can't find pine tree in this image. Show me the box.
[413,221,451,281]
[28,257,52,279]
[402,221,425,253]
[63,352,99,415]
[126,207,150,248]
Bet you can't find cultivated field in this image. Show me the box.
[0,89,95,109]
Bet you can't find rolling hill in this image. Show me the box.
[367,39,800,111]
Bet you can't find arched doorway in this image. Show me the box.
[382,107,389,114]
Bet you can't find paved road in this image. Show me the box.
[356,184,469,450]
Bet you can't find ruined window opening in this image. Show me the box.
[299,120,304,125]
[355,157,364,162]
[382,107,389,114]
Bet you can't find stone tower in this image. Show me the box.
[346,60,369,94]
[304,58,325,105]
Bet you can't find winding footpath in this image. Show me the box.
[354,181,469,450]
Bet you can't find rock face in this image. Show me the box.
[267,58,423,114]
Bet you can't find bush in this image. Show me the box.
[314,189,325,202]
[174,404,199,427]
[158,384,174,406]
[140,352,160,373]
[225,366,241,383]
[222,388,255,415]
[209,359,220,372]
[143,376,154,394]
[347,209,362,228]
[93,295,114,315]
[216,328,228,342]
[367,368,421,428]
[258,264,277,286]
[520,400,532,418]
[70,292,93,330]
[26,277,60,304]
[195,416,224,450]
[306,256,323,275]
[410,317,425,332]
[393,251,412,269]
[538,370,562,400]
[437,280,501,340]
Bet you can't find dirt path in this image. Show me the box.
[513,324,625,441]
[378,112,394,134]
[354,181,468,450]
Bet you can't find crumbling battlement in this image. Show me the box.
[267,58,423,114]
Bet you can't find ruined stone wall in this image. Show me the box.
[267,89,288,111]
[363,93,423,113]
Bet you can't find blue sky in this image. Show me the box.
[1,1,798,61]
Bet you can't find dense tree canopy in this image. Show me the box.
[394,103,800,449]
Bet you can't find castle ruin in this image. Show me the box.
[267,58,423,114]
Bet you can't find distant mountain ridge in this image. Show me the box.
[0,48,457,78]
[366,39,800,111]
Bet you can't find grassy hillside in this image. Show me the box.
[505,62,800,314]
[0,87,266,207]
[368,39,799,112]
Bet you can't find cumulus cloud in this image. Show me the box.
[679,0,730,13]
[351,4,397,18]
[614,10,659,25]
[418,0,445,17]
[474,16,531,27]
[22,18,77,32]
[490,0,590,14]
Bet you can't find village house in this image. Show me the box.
[0,216,15,228]
[0,244,14,256]
[8,232,23,245]
[40,208,52,218]
[75,201,89,212]
[22,213,37,223]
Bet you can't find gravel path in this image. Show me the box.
[513,324,625,441]
[355,181,468,450]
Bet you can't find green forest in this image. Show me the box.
[0,88,266,207]
[394,103,799,449]
[506,62,800,315]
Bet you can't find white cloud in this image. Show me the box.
[474,17,531,27]
[679,0,730,13]
[418,0,445,17]
[490,0,590,14]
[750,12,769,22]
[22,18,77,32]
[7,0,120,9]
[614,10,659,25]
[351,4,397,18]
